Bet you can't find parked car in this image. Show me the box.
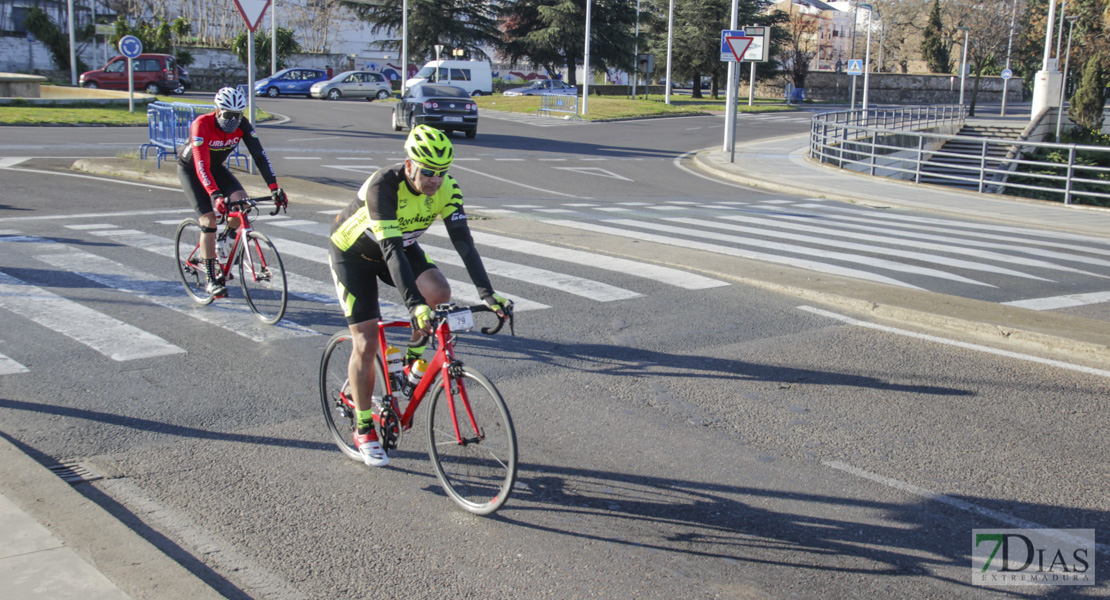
[173,65,192,94]
[79,53,179,95]
[310,71,392,101]
[392,83,478,138]
[502,79,577,97]
[254,68,329,97]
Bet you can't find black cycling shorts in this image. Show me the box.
[328,241,437,325]
[177,163,245,216]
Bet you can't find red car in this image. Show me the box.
[79,53,179,95]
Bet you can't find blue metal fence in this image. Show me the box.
[140,102,245,168]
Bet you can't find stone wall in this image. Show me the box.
[738,72,1023,105]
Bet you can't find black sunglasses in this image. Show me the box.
[220,110,243,119]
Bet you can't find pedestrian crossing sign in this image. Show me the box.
[847,59,864,76]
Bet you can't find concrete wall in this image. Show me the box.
[739,72,1023,104]
[0,73,46,97]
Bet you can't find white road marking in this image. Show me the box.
[780,209,1110,267]
[545,219,922,289]
[0,352,30,374]
[0,208,192,223]
[64,223,117,230]
[0,270,185,361]
[1002,290,1110,310]
[0,166,181,191]
[285,136,340,142]
[266,219,332,236]
[34,249,319,342]
[724,214,1091,277]
[617,218,984,286]
[672,217,1023,282]
[102,479,309,600]
[422,245,641,301]
[282,156,321,160]
[0,158,31,168]
[427,229,727,290]
[824,461,1110,554]
[449,163,588,199]
[798,305,1110,378]
[552,167,633,181]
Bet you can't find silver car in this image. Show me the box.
[311,71,393,101]
[502,79,578,96]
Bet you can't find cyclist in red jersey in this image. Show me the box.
[177,87,288,297]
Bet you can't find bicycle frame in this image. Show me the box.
[373,318,469,436]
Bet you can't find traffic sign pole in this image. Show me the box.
[119,36,142,113]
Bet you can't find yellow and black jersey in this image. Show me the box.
[330,164,493,311]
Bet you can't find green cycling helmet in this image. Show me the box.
[405,124,454,169]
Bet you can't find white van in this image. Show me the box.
[405,59,493,96]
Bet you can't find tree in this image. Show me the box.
[1069,55,1107,131]
[111,17,195,67]
[23,7,91,73]
[283,0,350,53]
[343,0,503,67]
[950,0,1021,116]
[777,4,820,90]
[499,0,637,88]
[921,0,950,73]
[233,28,302,75]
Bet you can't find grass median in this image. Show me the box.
[0,95,273,126]
[476,94,801,120]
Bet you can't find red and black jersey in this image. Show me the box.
[177,112,277,197]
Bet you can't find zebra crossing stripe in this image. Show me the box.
[425,228,727,290]
[670,217,1011,284]
[1002,290,1110,310]
[622,218,986,286]
[266,219,332,236]
[787,208,1110,264]
[732,214,1096,276]
[0,352,30,375]
[421,245,641,301]
[33,249,319,342]
[0,270,185,361]
[543,219,923,290]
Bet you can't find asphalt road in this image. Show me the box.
[0,100,1107,599]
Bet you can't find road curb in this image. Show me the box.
[0,434,227,600]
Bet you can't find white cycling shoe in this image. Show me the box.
[354,430,390,467]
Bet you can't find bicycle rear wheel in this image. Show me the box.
[173,219,214,305]
[319,332,389,461]
[238,231,287,325]
[426,367,517,515]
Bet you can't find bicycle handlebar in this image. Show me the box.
[405,302,515,348]
[225,196,285,217]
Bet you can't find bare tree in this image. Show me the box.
[778,7,820,89]
[282,0,351,53]
[949,0,1022,115]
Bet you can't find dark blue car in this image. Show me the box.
[255,68,329,97]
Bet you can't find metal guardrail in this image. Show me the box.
[140,101,245,169]
[809,106,1110,206]
[536,94,579,119]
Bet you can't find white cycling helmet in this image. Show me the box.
[213,87,248,112]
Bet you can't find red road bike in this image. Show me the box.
[173,197,288,324]
[320,303,517,515]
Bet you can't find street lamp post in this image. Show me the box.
[860,4,873,112]
[1001,0,1018,116]
[1055,15,1078,143]
[632,0,640,97]
[435,44,443,82]
[401,0,408,96]
[271,1,276,76]
[664,0,674,104]
[957,26,969,109]
[582,0,593,115]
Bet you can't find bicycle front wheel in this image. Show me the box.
[320,332,390,462]
[426,367,517,515]
[173,219,214,305]
[320,332,359,461]
[238,231,287,325]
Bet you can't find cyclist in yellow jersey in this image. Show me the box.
[328,125,510,467]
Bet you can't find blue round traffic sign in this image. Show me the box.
[119,35,142,59]
[1000,68,1013,80]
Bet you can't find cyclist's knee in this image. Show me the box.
[348,320,379,355]
[417,269,451,306]
[199,212,217,228]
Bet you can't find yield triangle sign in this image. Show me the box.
[233,0,271,32]
[726,36,754,62]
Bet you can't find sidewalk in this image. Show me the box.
[692,115,1110,239]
